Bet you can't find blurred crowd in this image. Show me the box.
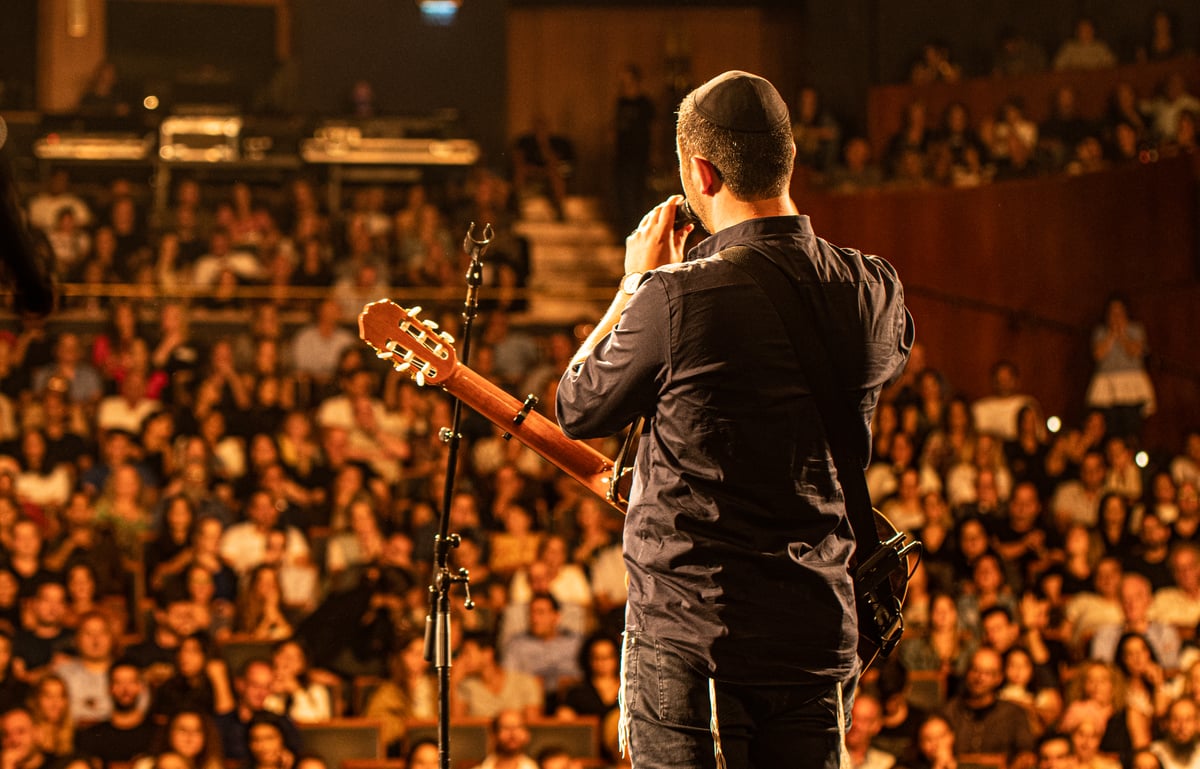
[1,23,1198,767]
[794,14,1199,193]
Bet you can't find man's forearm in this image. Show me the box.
[569,286,634,369]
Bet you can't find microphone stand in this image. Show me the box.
[426,222,492,769]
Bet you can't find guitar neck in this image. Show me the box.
[442,363,623,511]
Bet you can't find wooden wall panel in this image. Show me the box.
[37,0,107,112]
[798,158,1198,448]
[506,7,778,199]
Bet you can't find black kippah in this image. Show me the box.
[689,70,790,133]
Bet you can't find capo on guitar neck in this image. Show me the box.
[502,394,540,440]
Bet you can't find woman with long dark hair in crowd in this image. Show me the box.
[235,564,293,641]
[557,632,622,760]
[363,633,437,754]
[264,639,332,724]
[1098,492,1137,560]
[150,632,225,720]
[133,709,225,769]
[28,673,73,757]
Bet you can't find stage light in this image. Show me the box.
[1135,451,1149,469]
[1046,416,1062,434]
[417,0,461,26]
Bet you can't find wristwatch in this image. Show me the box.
[621,272,644,295]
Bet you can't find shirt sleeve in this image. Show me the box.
[556,276,670,440]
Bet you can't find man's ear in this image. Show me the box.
[688,155,722,196]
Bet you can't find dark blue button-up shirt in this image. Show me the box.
[557,215,913,683]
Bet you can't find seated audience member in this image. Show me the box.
[363,634,437,754]
[1097,493,1137,561]
[95,368,160,438]
[13,581,71,678]
[910,40,962,85]
[262,639,333,723]
[992,482,1054,591]
[1171,432,1200,489]
[132,710,225,769]
[4,523,57,602]
[1070,717,1121,769]
[289,299,358,396]
[470,709,538,769]
[1142,73,1200,144]
[27,674,71,757]
[885,101,933,178]
[1040,87,1098,169]
[488,503,542,579]
[73,661,158,764]
[791,85,841,173]
[500,593,582,708]
[505,535,593,640]
[406,739,439,769]
[905,714,957,769]
[1053,17,1118,71]
[0,707,47,769]
[1091,573,1181,671]
[1115,633,1172,728]
[824,137,885,193]
[51,612,119,725]
[451,633,542,721]
[1065,557,1124,650]
[941,647,1036,767]
[125,592,208,681]
[993,27,1048,76]
[1051,451,1108,528]
[1149,697,1200,769]
[234,565,293,641]
[1124,512,1173,591]
[243,711,302,769]
[26,169,93,235]
[1137,9,1187,62]
[151,631,226,720]
[1035,733,1074,769]
[846,693,896,769]
[556,633,620,725]
[31,334,104,408]
[1150,543,1200,629]
[6,432,72,513]
[212,658,300,763]
[219,490,316,609]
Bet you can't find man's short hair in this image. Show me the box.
[677,87,794,201]
[980,605,1015,626]
[530,591,560,612]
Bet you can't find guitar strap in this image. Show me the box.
[720,245,880,563]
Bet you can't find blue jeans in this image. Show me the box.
[621,630,855,769]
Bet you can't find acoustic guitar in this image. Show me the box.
[358,299,916,668]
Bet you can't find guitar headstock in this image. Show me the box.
[358,299,458,386]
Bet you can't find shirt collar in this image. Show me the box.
[688,214,813,262]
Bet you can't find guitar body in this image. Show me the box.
[359,298,915,672]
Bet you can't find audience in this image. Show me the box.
[2,42,1199,769]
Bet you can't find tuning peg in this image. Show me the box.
[415,370,426,387]
[408,305,423,318]
[439,331,456,345]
